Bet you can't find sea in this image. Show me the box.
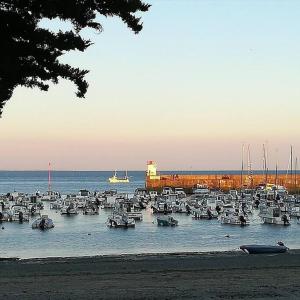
[0,170,299,259]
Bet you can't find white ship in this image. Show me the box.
[108,171,130,183]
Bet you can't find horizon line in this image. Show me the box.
[0,169,297,172]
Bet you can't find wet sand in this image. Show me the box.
[1,251,300,299]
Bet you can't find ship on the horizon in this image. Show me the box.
[108,171,130,183]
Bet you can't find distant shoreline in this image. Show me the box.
[1,250,300,299]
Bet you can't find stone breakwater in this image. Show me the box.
[146,173,300,192]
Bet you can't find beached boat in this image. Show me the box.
[108,171,129,183]
[240,242,288,254]
[32,215,54,230]
[157,216,178,226]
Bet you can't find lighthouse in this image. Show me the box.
[147,161,160,180]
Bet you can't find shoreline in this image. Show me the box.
[2,248,300,262]
[1,250,300,299]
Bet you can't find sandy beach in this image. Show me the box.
[1,250,300,299]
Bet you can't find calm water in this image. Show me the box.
[0,171,299,258]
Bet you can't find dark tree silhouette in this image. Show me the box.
[0,0,150,115]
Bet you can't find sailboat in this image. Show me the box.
[108,171,130,183]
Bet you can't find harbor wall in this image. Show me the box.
[146,174,300,193]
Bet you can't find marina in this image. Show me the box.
[0,170,300,259]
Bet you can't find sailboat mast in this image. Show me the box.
[290,145,293,186]
[247,145,253,189]
[263,144,268,184]
[240,144,244,190]
[295,157,298,192]
[48,162,51,192]
[275,162,278,187]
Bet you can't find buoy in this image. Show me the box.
[1,227,4,230]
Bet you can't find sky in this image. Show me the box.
[1,0,300,171]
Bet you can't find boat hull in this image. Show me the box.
[157,218,178,226]
[240,245,288,254]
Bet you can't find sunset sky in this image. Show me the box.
[1,0,299,171]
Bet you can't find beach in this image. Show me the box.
[1,251,300,299]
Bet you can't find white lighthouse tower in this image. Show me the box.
[147,161,160,180]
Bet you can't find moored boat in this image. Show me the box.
[260,207,290,225]
[157,215,178,226]
[107,212,135,228]
[32,215,54,230]
[220,209,250,226]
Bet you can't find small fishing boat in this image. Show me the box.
[32,215,54,230]
[220,210,250,226]
[60,201,78,215]
[151,201,172,214]
[192,207,218,219]
[240,242,288,254]
[108,171,129,183]
[107,212,135,228]
[260,207,290,225]
[157,216,178,226]
[83,202,99,215]
[10,205,30,222]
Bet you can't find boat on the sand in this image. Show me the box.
[240,242,288,254]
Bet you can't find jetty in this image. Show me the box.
[145,161,300,193]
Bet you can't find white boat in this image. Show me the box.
[108,171,129,183]
[220,210,249,226]
[32,215,54,230]
[290,206,300,218]
[60,201,78,215]
[149,190,158,200]
[50,199,63,210]
[76,197,87,209]
[40,191,61,201]
[107,212,135,228]
[260,207,290,225]
[83,201,99,215]
[10,205,30,222]
[0,199,10,210]
[193,184,210,195]
[192,207,218,219]
[151,201,172,214]
[174,188,186,198]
